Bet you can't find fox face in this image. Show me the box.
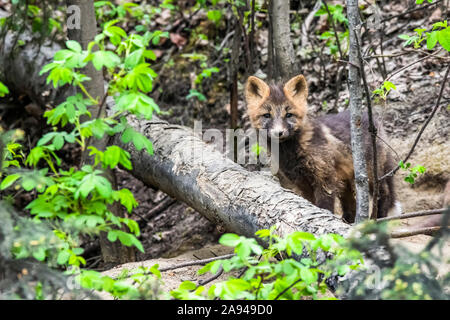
[245,75,309,140]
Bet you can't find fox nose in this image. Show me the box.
[271,130,286,139]
[274,131,283,137]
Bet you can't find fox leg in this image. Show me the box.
[313,187,335,213]
[340,185,356,223]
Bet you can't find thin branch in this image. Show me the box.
[364,49,450,60]
[274,278,302,300]
[375,133,401,161]
[236,4,253,75]
[111,253,236,280]
[390,226,441,238]
[136,197,176,224]
[323,0,344,60]
[197,266,224,286]
[380,0,442,24]
[300,0,322,48]
[323,0,346,109]
[377,208,447,222]
[158,253,235,272]
[379,63,450,181]
[384,49,443,82]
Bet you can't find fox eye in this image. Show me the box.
[286,113,293,118]
[263,113,271,119]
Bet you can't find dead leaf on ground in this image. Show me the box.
[170,33,187,49]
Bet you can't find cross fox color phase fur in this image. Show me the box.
[245,74,398,223]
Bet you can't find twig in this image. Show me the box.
[337,59,359,68]
[134,197,176,224]
[363,51,413,59]
[364,49,450,60]
[380,0,442,24]
[274,278,302,300]
[390,226,441,238]
[384,49,443,82]
[236,4,253,75]
[300,0,322,48]
[197,266,224,286]
[249,0,256,70]
[379,25,387,79]
[375,133,401,161]
[377,208,447,222]
[323,0,344,60]
[111,253,236,281]
[158,253,235,272]
[323,0,346,108]
[403,48,450,60]
[379,63,450,181]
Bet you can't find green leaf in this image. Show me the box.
[0,174,20,190]
[75,171,112,199]
[26,146,46,167]
[89,51,121,70]
[114,188,138,213]
[219,233,240,247]
[0,81,9,97]
[115,91,159,118]
[149,264,161,279]
[33,247,46,261]
[437,27,450,52]
[186,89,206,102]
[66,40,82,53]
[107,230,118,242]
[300,267,316,284]
[179,281,197,290]
[125,49,144,69]
[235,242,251,259]
[291,231,316,241]
[57,250,71,265]
[383,81,397,91]
[120,127,153,154]
[103,145,121,169]
[427,31,438,50]
[207,10,222,24]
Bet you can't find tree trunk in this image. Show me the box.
[66,0,135,265]
[269,0,298,81]
[346,0,370,223]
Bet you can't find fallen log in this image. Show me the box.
[111,111,352,240]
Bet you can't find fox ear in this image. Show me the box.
[283,75,308,108]
[245,76,270,109]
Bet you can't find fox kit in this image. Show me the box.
[245,74,398,222]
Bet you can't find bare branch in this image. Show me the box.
[390,226,441,238]
[377,208,447,222]
[379,63,450,181]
